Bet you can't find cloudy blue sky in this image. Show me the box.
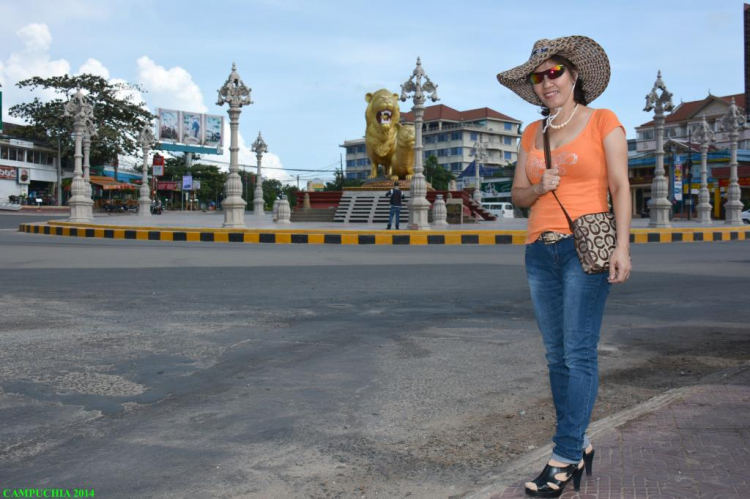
[0,0,743,184]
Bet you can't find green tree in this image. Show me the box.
[10,74,154,174]
[163,154,226,209]
[324,168,364,191]
[263,179,283,210]
[423,154,455,191]
[282,185,300,209]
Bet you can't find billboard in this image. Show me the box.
[156,108,224,150]
[158,109,180,142]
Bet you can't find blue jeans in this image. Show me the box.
[525,237,610,464]
[388,206,401,228]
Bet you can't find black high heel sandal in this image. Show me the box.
[583,447,595,476]
[524,461,583,498]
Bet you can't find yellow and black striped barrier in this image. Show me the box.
[17,221,750,246]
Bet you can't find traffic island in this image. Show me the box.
[18,220,750,245]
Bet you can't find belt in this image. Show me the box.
[538,231,572,245]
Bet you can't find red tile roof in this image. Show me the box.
[638,93,745,128]
[401,105,519,124]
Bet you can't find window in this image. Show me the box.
[504,151,512,160]
[504,136,512,145]
[450,131,461,141]
[437,148,449,157]
[638,130,654,141]
[8,148,18,161]
[470,132,479,141]
[504,122,512,131]
[437,133,448,142]
[424,135,435,144]
[451,163,463,172]
[346,160,355,167]
[450,147,462,156]
[0,147,7,160]
[358,145,366,153]
[47,154,54,165]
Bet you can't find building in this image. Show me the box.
[0,122,60,204]
[341,104,522,180]
[631,93,750,217]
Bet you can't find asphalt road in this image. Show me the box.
[0,213,68,229]
[1,224,749,499]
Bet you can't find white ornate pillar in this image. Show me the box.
[82,122,96,208]
[401,57,439,230]
[276,195,291,224]
[217,63,252,228]
[138,124,155,217]
[471,140,488,204]
[251,132,267,216]
[643,71,674,228]
[692,116,714,224]
[432,194,448,227]
[64,90,95,223]
[719,98,746,225]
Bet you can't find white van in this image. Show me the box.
[483,202,515,219]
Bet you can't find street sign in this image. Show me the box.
[153,165,164,176]
[193,180,201,190]
[674,180,683,201]
[182,175,193,191]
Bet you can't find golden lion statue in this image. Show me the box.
[365,89,415,180]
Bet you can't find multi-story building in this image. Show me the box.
[0,122,60,204]
[630,93,750,217]
[341,104,522,180]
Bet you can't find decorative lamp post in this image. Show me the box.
[217,63,252,228]
[138,123,155,217]
[82,120,97,205]
[471,140,488,204]
[692,115,714,224]
[719,97,746,225]
[400,57,439,230]
[64,89,95,223]
[251,131,267,216]
[643,70,674,228]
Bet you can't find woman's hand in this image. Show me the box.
[538,168,561,194]
[608,246,631,284]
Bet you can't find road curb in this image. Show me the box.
[460,361,750,499]
[17,221,750,246]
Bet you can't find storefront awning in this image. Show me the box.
[89,175,135,190]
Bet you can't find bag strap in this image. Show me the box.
[542,125,576,231]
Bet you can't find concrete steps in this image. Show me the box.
[290,208,337,222]
[333,192,410,224]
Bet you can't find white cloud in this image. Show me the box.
[0,23,71,124]
[5,23,70,84]
[136,56,207,113]
[77,58,110,79]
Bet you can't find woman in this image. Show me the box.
[497,36,632,497]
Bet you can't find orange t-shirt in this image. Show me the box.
[521,108,624,244]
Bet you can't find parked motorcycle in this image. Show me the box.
[150,200,163,215]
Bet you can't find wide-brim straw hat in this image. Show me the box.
[496,36,610,107]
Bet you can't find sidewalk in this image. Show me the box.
[466,364,750,499]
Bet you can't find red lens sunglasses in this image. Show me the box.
[529,65,566,85]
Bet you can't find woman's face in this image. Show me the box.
[531,59,577,109]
